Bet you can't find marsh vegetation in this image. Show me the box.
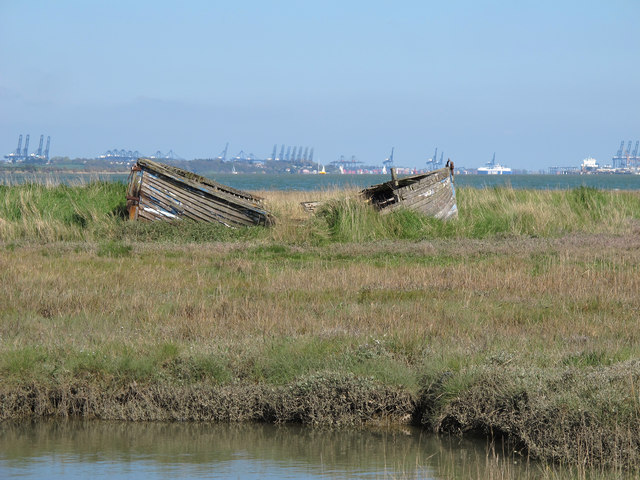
[1,181,640,473]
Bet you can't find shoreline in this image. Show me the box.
[2,360,639,469]
[0,169,130,175]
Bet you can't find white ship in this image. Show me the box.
[477,153,512,175]
[580,156,598,172]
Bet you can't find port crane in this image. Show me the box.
[216,143,229,162]
[383,147,395,167]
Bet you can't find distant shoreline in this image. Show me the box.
[0,169,130,175]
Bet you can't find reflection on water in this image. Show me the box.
[0,420,542,479]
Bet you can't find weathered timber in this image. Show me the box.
[300,201,324,213]
[361,167,457,220]
[126,158,274,227]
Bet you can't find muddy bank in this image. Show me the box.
[0,373,413,426]
[418,362,640,469]
[2,366,640,469]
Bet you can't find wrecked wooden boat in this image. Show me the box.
[126,158,274,227]
[361,167,457,220]
[300,201,323,213]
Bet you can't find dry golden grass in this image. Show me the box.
[2,234,639,370]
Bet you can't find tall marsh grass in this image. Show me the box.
[1,182,639,243]
[0,182,125,242]
[456,186,640,237]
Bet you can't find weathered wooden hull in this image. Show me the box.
[126,158,274,227]
[361,168,457,220]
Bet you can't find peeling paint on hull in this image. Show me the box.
[126,158,274,227]
[361,168,458,220]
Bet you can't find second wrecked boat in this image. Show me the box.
[361,167,457,220]
[126,158,274,227]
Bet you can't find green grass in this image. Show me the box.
[97,241,132,257]
[2,182,640,243]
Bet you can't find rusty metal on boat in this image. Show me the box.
[126,158,274,227]
[361,167,457,220]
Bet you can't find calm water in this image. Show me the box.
[2,172,640,191]
[0,420,550,479]
[205,173,640,192]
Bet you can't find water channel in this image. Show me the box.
[0,420,590,479]
[3,172,640,191]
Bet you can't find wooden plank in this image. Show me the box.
[143,178,260,227]
[300,201,323,213]
[139,178,185,215]
[126,158,274,227]
[148,179,261,226]
[414,185,456,217]
[140,169,268,226]
[139,175,226,224]
[139,191,201,222]
[140,183,184,215]
[140,185,238,225]
[144,170,269,223]
[138,159,263,204]
[403,185,454,215]
[398,179,451,208]
[390,179,449,209]
[142,175,250,224]
[362,168,449,202]
[398,183,448,206]
[138,198,173,221]
[368,168,457,220]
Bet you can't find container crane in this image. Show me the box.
[15,134,23,157]
[44,136,51,162]
[383,147,395,167]
[35,135,44,158]
[22,135,30,158]
[614,140,625,168]
[216,143,229,162]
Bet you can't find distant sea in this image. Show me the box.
[2,172,640,191]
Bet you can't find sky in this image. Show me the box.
[1,0,639,170]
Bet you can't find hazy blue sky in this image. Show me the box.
[1,0,638,169]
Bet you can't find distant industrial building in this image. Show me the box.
[214,143,315,164]
[549,140,640,174]
[4,134,51,163]
[612,140,640,169]
[98,149,182,164]
[99,149,141,163]
[426,147,445,171]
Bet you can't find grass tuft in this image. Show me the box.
[97,241,132,257]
